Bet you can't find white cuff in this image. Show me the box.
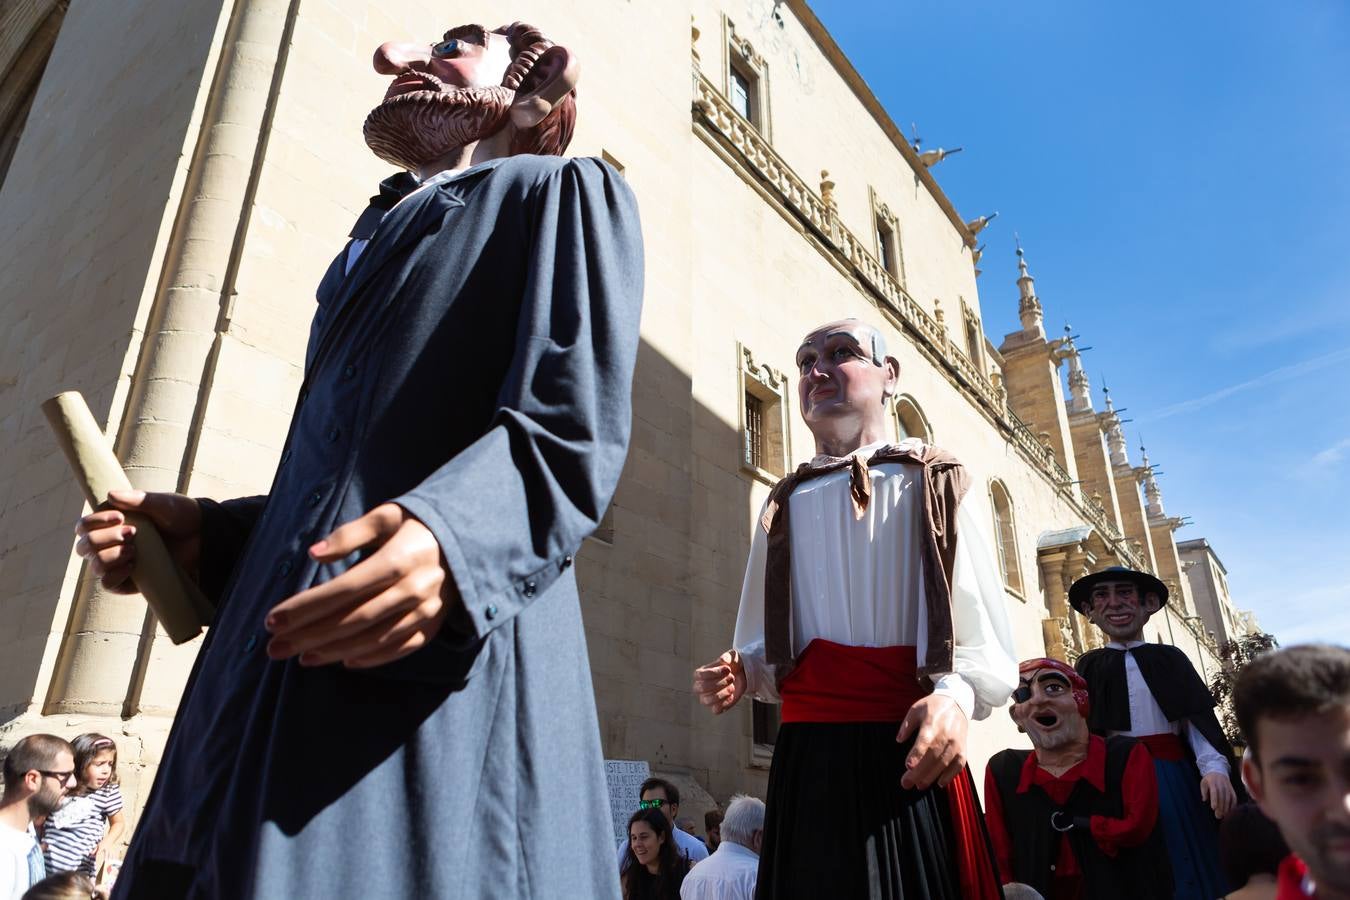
[930,673,975,720]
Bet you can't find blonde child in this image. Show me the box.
[40,735,123,878]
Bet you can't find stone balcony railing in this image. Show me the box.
[692,70,1148,573]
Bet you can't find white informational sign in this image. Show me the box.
[604,758,652,846]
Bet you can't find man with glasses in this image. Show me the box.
[0,734,75,898]
[618,778,708,869]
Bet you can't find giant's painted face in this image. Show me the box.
[364,23,576,171]
[1086,579,1160,641]
[1010,664,1090,754]
[794,319,896,436]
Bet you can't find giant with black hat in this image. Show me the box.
[1070,566,1242,900]
[1068,565,1168,615]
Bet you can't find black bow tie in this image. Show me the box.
[349,172,420,240]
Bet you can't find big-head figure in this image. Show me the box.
[693,319,1017,899]
[1072,567,1241,900]
[985,658,1171,899]
[75,20,643,900]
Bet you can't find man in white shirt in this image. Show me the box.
[680,795,764,900]
[0,734,75,900]
[694,319,1016,899]
[1072,567,1239,899]
[617,778,709,869]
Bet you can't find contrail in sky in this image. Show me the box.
[1142,345,1350,421]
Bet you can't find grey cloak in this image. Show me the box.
[113,155,643,900]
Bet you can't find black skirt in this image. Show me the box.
[756,721,992,900]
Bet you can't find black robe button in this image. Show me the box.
[486,604,498,620]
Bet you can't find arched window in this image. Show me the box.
[989,480,1023,594]
[894,394,932,443]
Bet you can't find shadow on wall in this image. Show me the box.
[576,337,754,775]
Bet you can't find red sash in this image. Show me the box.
[1136,732,1186,761]
[779,639,1002,899]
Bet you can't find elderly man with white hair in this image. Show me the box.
[680,795,765,900]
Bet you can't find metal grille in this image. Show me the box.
[744,392,764,469]
[730,68,753,122]
[877,220,894,275]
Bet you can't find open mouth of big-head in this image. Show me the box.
[1033,714,1059,729]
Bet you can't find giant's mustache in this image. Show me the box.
[363,80,515,171]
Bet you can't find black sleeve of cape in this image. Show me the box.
[196,495,267,616]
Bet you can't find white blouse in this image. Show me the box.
[733,440,1018,720]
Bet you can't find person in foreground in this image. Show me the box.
[1072,567,1239,899]
[73,19,643,900]
[622,810,690,900]
[679,795,764,900]
[1234,644,1350,900]
[985,658,1172,899]
[694,319,1018,899]
[1,735,75,900]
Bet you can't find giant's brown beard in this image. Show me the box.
[363,81,514,172]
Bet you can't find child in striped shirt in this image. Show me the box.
[41,733,124,878]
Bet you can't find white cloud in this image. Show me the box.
[1141,346,1350,422]
[1310,437,1350,468]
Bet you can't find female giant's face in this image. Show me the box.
[629,821,664,868]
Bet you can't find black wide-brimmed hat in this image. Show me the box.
[1068,566,1169,615]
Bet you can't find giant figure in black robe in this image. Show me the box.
[94,24,645,897]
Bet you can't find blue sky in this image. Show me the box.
[814,1,1350,645]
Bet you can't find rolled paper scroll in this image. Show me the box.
[41,391,214,644]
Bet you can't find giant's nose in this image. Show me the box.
[373,41,430,74]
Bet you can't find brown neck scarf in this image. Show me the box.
[760,443,970,680]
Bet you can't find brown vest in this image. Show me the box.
[759,443,970,681]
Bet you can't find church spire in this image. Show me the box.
[1015,235,1044,337]
[1140,442,1165,518]
[1062,325,1092,414]
[1101,383,1129,467]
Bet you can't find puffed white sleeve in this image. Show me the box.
[731,507,781,702]
[921,499,1018,720]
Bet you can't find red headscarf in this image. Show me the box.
[1017,657,1090,718]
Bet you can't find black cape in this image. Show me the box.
[1075,644,1244,797]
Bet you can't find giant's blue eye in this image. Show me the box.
[432,38,459,57]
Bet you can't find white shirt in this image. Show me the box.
[0,822,41,900]
[1106,640,1231,777]
[617,825,709,869]
[733,440,1018,720]
[680,840,759,900]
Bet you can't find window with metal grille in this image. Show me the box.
[730,65,755,124]
[744,392,764,469]
[877,218,897,278]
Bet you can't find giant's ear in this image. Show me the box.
[882,356,901,398]
[1142,591,1163,615]
[510,45,579,129]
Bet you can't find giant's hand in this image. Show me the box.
[896,693,969,791]
[265,503,455,668]
[1199,771,1237,819]
[694,650,747,715]
[74,490,202,593]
